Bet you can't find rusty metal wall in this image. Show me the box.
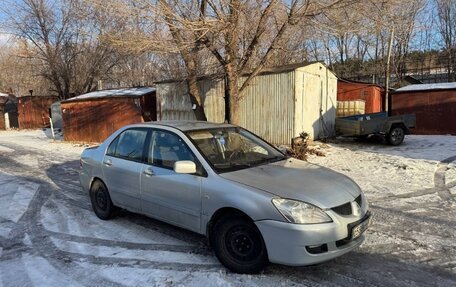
[61,98,144,142]
[391,89,456,135]
[239,71,296,145]
[337,81,383,114]
[157,79,225,123]
[199,79,225,122]
[17,96,58,129]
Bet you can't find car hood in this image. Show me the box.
[220,158,361,208]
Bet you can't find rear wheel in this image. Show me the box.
[90,180,118,220]
[387,126,405,146]
[213,216,268,274]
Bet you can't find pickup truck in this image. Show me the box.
[335,112,416,145]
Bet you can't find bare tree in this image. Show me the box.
[0,40,53,96]
[2,0,449,107]
[184,0,351,124]
[97,0,356,123]
[2,0,118,99]
[157,0,209,121]
[314,0,424,84]
[436,0,456,81]
[389,0,424,81]
[94,0,211,120]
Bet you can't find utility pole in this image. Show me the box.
[384,26,394,115]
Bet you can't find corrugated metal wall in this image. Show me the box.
[296,63,337,140]
[238,63,336,144]
[62,98,144,142]
[157,81,195,121]
[391,90,456,135]
[337,81,383,114]
[157,63,337,144]
[324,75,338,138]
[157,79,225,123]
[17,96,58,129]
[300,72,322,139]
[239,71,296,145]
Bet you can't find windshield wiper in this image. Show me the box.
[215,162,252,168]
[268,155,287,162]
[214,162,253,172]
[251,155,286,166]
[214,156,286,172]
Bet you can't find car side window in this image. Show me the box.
[106,129,148,162]
[148,130,196,170]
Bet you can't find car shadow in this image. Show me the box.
[265,250,456,285]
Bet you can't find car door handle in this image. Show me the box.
[103,159,112,166]
[143,167,154,176]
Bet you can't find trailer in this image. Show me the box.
[335,112,416,145]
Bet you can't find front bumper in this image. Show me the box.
[255,212,370,266]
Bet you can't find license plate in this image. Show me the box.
[351,216,371,240]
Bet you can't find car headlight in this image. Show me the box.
[272,198,332,224]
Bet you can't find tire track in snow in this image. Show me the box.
[0,140,222,286]
[374,154,456,203]
[46,231,211,255]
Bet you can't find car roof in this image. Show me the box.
[138,120,236,132]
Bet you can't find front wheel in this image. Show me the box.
[213,216,268,274]
[89,180,118,220]
[387,126,405,146]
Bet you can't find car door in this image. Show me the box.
[140,129,203,233]
[102,128,149,213]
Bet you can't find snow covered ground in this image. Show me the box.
[0,130,455,287]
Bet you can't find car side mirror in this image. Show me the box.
[174,160,196,174]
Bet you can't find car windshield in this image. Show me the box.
[186,127,287,173]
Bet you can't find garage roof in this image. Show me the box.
[395,82,456,93]
[0,93,10,105]
[62,87,155,103]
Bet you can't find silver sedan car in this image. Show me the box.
[79,121,370,273]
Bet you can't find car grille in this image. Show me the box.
[331,195,362,216]
[355,194,362,206]
[331,202,352,215]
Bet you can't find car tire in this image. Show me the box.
[89,180,118,220]
[213,215,268,274]
[387,126,405,146]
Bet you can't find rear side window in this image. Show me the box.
[148,130,196,169]
[106,137,119,155]
[107,129,148,162]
